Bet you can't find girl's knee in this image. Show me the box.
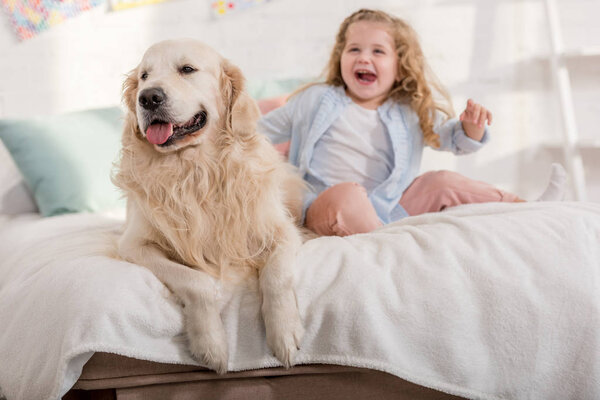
[329,182,368,199]
[306,182,381,236]
[319,182,370,215]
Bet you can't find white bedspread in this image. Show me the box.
[1,201,600,400]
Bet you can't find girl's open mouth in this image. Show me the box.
[355,70,377,84]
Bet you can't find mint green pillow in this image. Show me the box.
[247,78,313,99]
[0,107,125,217]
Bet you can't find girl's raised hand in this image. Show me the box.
[459,99,492,141]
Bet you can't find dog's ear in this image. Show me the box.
[220,59,260,136]
[122,68,144,140]
[122,68,139,114]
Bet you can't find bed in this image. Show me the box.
[1,104,600,400]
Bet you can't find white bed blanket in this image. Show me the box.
[1,201,600,400]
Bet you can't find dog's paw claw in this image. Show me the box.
[188,332,229,374]
[266,315,304,368]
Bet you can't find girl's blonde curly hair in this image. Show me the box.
[325,9,454,148]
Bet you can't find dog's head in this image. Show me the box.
[123,39,259,153]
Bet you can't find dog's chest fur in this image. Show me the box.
[117,139,285,276]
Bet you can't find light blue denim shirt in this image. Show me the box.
[257,84,489,224]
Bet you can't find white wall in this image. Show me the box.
[0,0,599,200]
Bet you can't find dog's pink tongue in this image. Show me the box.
[146,123,173,145]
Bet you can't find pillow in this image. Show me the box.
[0,107,125,217]
[257,95,288,115]
[246,77,310,100]
[0,140,38,215]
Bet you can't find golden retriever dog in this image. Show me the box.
[113,38,305,374]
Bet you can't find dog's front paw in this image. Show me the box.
[263,295,304,368]
[188,329,229,374]
[186,308,229,374]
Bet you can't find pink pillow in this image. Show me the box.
[257,95,288,115]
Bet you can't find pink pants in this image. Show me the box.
[305,170,521,237]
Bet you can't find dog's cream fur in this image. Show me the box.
[113,39,305,373]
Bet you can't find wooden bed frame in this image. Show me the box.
[63,352,465,400]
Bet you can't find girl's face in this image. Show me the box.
[340,21,398,110]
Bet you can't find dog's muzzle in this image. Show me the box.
[144,110,208,146]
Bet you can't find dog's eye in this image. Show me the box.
[180,65,197,74]
[141,72,149,80]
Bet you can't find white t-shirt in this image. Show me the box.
[309,102,394,191]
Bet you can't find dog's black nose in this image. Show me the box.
[138,87,167,111]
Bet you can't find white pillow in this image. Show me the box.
[0,140,38,215]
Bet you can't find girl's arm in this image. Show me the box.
[256,96,295,145]
[433,99,491,155]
